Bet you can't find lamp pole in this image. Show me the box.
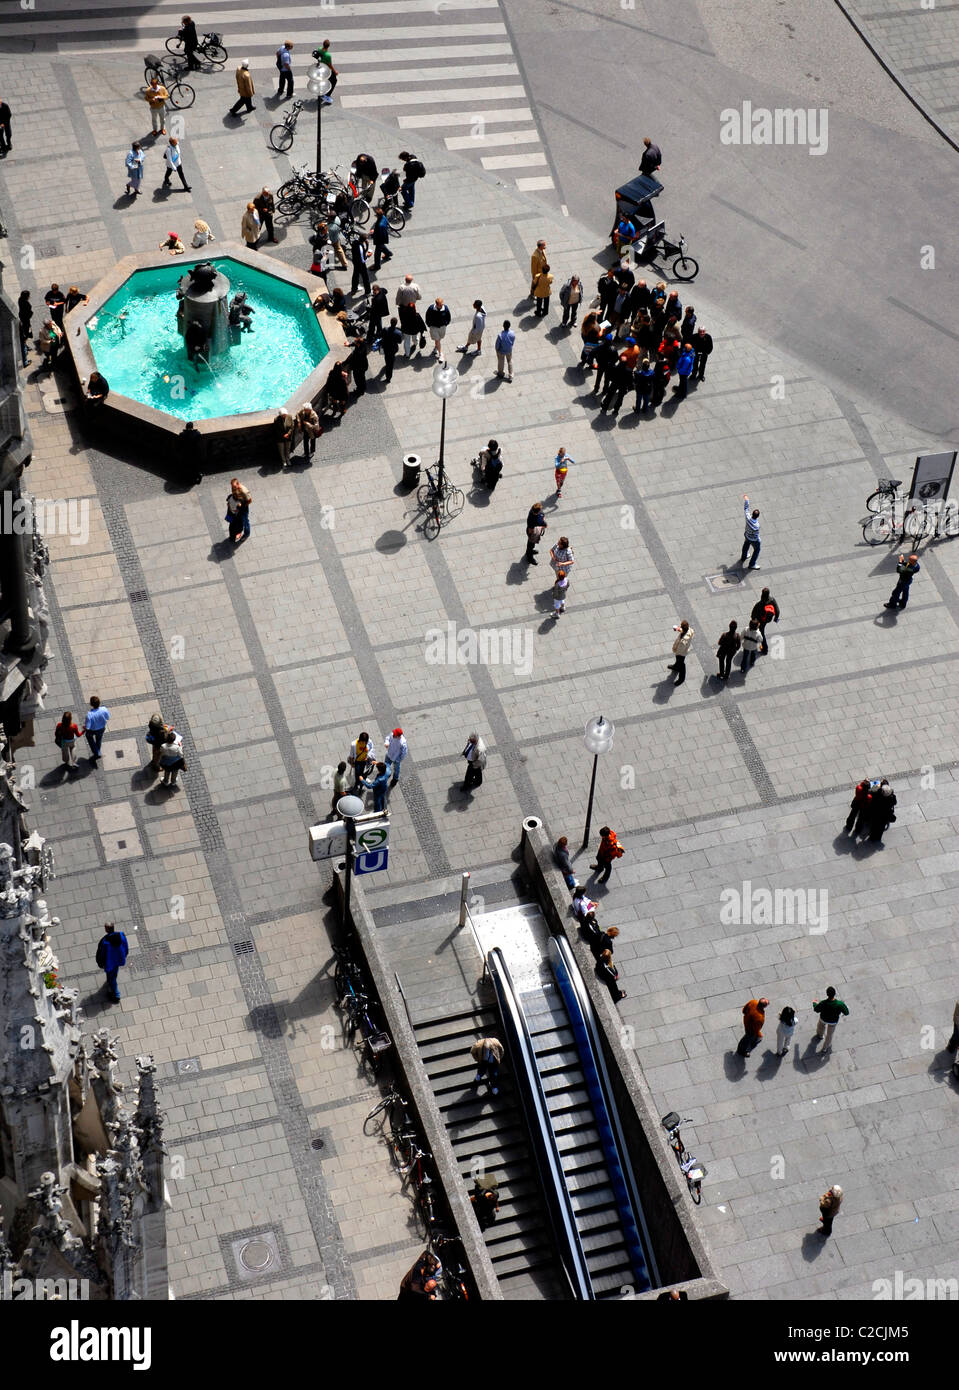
[307,63,331,175]
[432,363,458,495]
[581,715,614,850]
[336,794,365,927]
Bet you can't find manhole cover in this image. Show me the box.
[238,1239,275,1273]
[175,1057,200,1074]
[705,571,746,594]
[311,1137,325,1151]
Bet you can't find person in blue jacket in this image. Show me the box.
[362,760,390,812]
[674,343,696,398]
[95,923,129,1002]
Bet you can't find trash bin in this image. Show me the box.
[401,453,421,489]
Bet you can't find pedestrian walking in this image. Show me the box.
[144,75,169,135]
[457,300,486,355]
[812,986,849,1051]
[346,337,369,396]
[461,732,487,792]
[330,761,349,817]
[326,214,349,270]
[947,999,959,1052]
[751,588,780,655]
[667,619,693,686]
[549,535,575,583]
[478,440,503,490]
[81,696,110,762]
[17,291,31,369]
[145,713,170,772]
[589,924,620,961]
[241,202,261,249]
[524,502,547,563]
[633,357,654,411]
[398,151,425,210]
[371,205,392,271]
[775,1005,797,1057]
[553,835,577,890]
[736,996,769,1056]
[365,283,389,342]
[158,727,186,787]
[530,239,548,297]
[54,710,81,771]
[494,320,515,381]
[349,730,375,790]
[362,761,390,812]
[552,568,568,618]
[424,296,451,359]
[125,141,145,196]
[384,728,408,785]
[0,97,12,154]
[885,553,920,610]
[254,188,277,244]
[349,233,371,297]
[273,408,294,466]
[692,327,713,380]
[554,448,572,498]
[275,41,295,99]
[229,59,256,116]
[597,949,626,1002]
[716,620,741,679]
[740,619,762,673]
[295,402,321,459]
[161,136,191,191]
[590,826,624,883]
[739,495,761,569]
[471,1036,504,1094]
[470,1175,500,1229]
[317,40,337,104]
[674,343,695,398]
[532,268,553,317]
[225,478,252,544]
[818,1185,843,1237]
[178,14,201,69]
[95,923,129,1002]
[843,777,873,836]
[559,274,582,327]
[380,317,403,381]
[867,779,896,842]
[639,136,662,176]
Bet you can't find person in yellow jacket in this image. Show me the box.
[144,75,169,135]
[529,239,548,297]
[470,1037,504,1095]
[229,59,256,117]
[532,268,554,319]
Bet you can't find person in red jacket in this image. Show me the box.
[590,825,624,884]
[737,996,769,1057]
[844,779,872,837]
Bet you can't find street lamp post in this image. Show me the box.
[431,362,458,493]
[581,715,615,851]
[336,793,365,927]
[306,63,332,176]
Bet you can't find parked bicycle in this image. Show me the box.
[270,99,303,153]
[143,56,195,109]
[350,183,407,233]
[165,29,227,66]
[634,223,699,281]
[429,1231,470,1300]
[334,946,392,1072]
[418,465,464,539]
[863,498,959,545]
[661,1111,707,1204]
[866,477,903,514]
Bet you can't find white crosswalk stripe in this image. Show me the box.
[0,0,555,197]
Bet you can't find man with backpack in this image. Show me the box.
[95,923,130,1003]
[398,151,425,210]
[750,587,780,655]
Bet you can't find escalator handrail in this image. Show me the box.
[486,946,593,1301]
[549,935,660,1292]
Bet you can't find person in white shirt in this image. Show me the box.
[462,732,487,793]
[457,299,486,355]
[668,619,694,686]
[162,136,191,191]
[384,728,408,786]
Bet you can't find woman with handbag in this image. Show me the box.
[225,479,252,544]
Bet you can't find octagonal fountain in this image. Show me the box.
[65,243,347,455]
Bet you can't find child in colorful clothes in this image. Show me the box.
[553,569,568,617]
[554,447,572,498]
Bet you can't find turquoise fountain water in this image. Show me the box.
[86,258,329,422]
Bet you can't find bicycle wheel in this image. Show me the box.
[423,509,441,541]
[904,506,933,539]
[386,205,406,233]
[277,195,303,219]
[165,35,185,55]
[689,1181,703,1205]
[863,513,895,545]
[417,483,435,508]
[350,198,371,226]
[205,43,228,65]
[671,254,699,281]
[390,1130,416,1175]
[167,81,195,110]
[444,487,465,518]
[865,488,893,514]
[270,124,294,153]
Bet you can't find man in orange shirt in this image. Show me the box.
[737,996,769,1057]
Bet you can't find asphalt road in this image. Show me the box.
[502,0,959,444]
